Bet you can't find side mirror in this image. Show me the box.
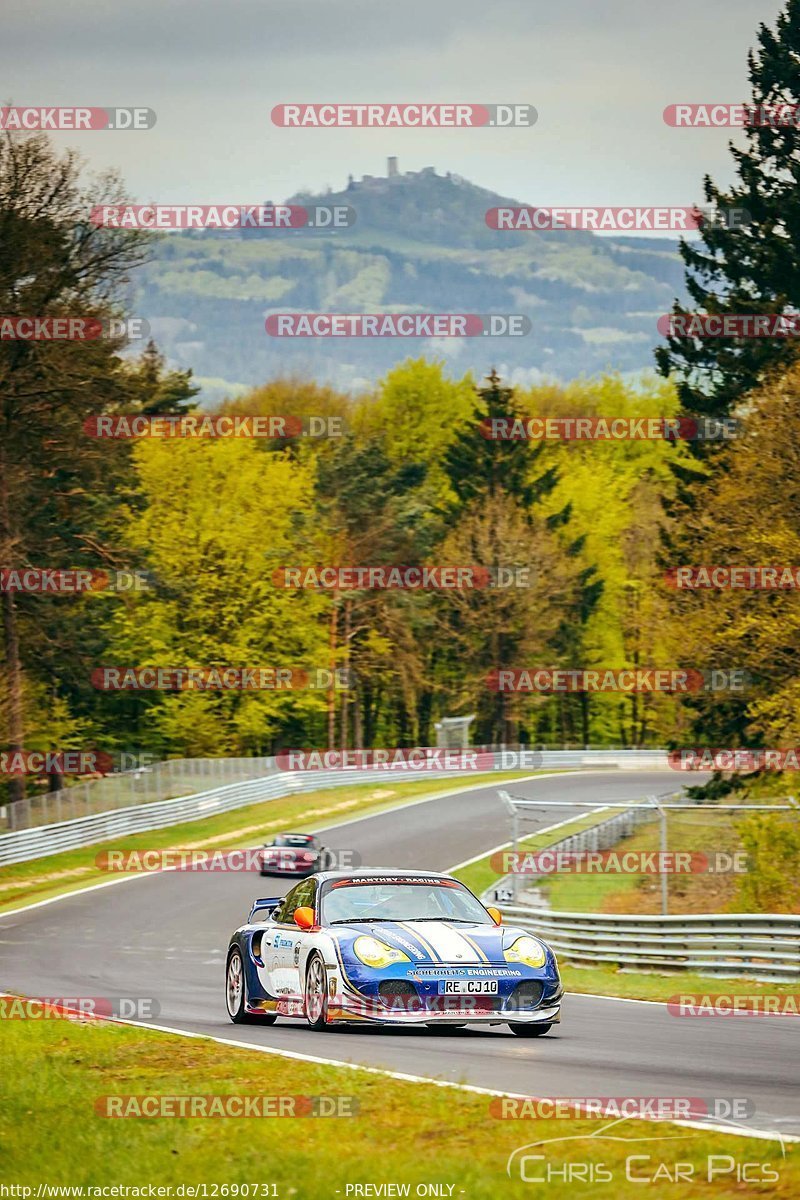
[486,906,503,925]
[293,906,315,931]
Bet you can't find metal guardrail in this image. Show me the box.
[496,905,800,982]
[0,757,277,833]
[497,787,662,902]
[541,806,657,852]
[0,765,440,867]
[0,749,672,867]
[482,806,800,981]
[1,747,672,835]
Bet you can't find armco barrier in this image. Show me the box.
[542,805,657,850]
[482,802,800,981]
[0,749,672,866]
[0,756,277,832]
[489,803,659,901]
[493,905,800,982]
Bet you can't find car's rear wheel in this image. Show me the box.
[226,948,277,1025]
[304,952,329,1031]
[508,1022,553,1037]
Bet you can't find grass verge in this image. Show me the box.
[0,1016,795,1196]
[540,808,745,915]
[0,771,536,914]
[450,808,800,1004]
[451,806,623,898]
[559,961,800,1002]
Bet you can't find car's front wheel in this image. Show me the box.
[226,949,277,1025]
[508,1022,553,1037]
[304,952,330,1031]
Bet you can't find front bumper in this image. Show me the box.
[260,861,317,876]
[328,965,563,1025]
[329,999,561,1025]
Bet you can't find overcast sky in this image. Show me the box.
[1,0,786,220]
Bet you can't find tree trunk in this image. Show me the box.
[580,692,590,748]
[0,449,24,805]
[340,599,351,749]
[327,601,338,750]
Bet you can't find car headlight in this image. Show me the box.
[504,936,547,968]
[353,936,411,969]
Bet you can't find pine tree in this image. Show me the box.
[440,371,602,744]
[656,0,800,419]
[443,369,557,510]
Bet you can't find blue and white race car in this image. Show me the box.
[225,869,563,1036]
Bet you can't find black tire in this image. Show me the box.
[508,1022,553,1038]
[226,948,277,1026]
[304,952,330,1031]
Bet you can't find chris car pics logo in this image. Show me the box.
[506,1118,783,1185]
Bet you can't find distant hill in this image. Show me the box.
[132,162,688,402]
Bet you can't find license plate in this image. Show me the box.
[439,979,499,995]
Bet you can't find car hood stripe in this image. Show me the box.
[333,923,436,962]
[331,922,509,965]
[400,921,484,963]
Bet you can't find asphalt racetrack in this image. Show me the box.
[1,770,797,1139]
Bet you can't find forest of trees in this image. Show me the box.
[5,0,800,800]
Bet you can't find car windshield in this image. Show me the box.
[272,835,316,848]
[320,877,491,925]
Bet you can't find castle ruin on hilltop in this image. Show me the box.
[345,159,466,190]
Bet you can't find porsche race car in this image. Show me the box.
[225,869,562,1035]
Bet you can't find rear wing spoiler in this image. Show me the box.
[248,896,281,922]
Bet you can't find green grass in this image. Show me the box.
[0,771,537,914]
[451,807,624,897]
[540,809,744,915]
[559,961,800,1002]
[1,1016,796,1195]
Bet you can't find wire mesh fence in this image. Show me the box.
[0,757,276,832]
